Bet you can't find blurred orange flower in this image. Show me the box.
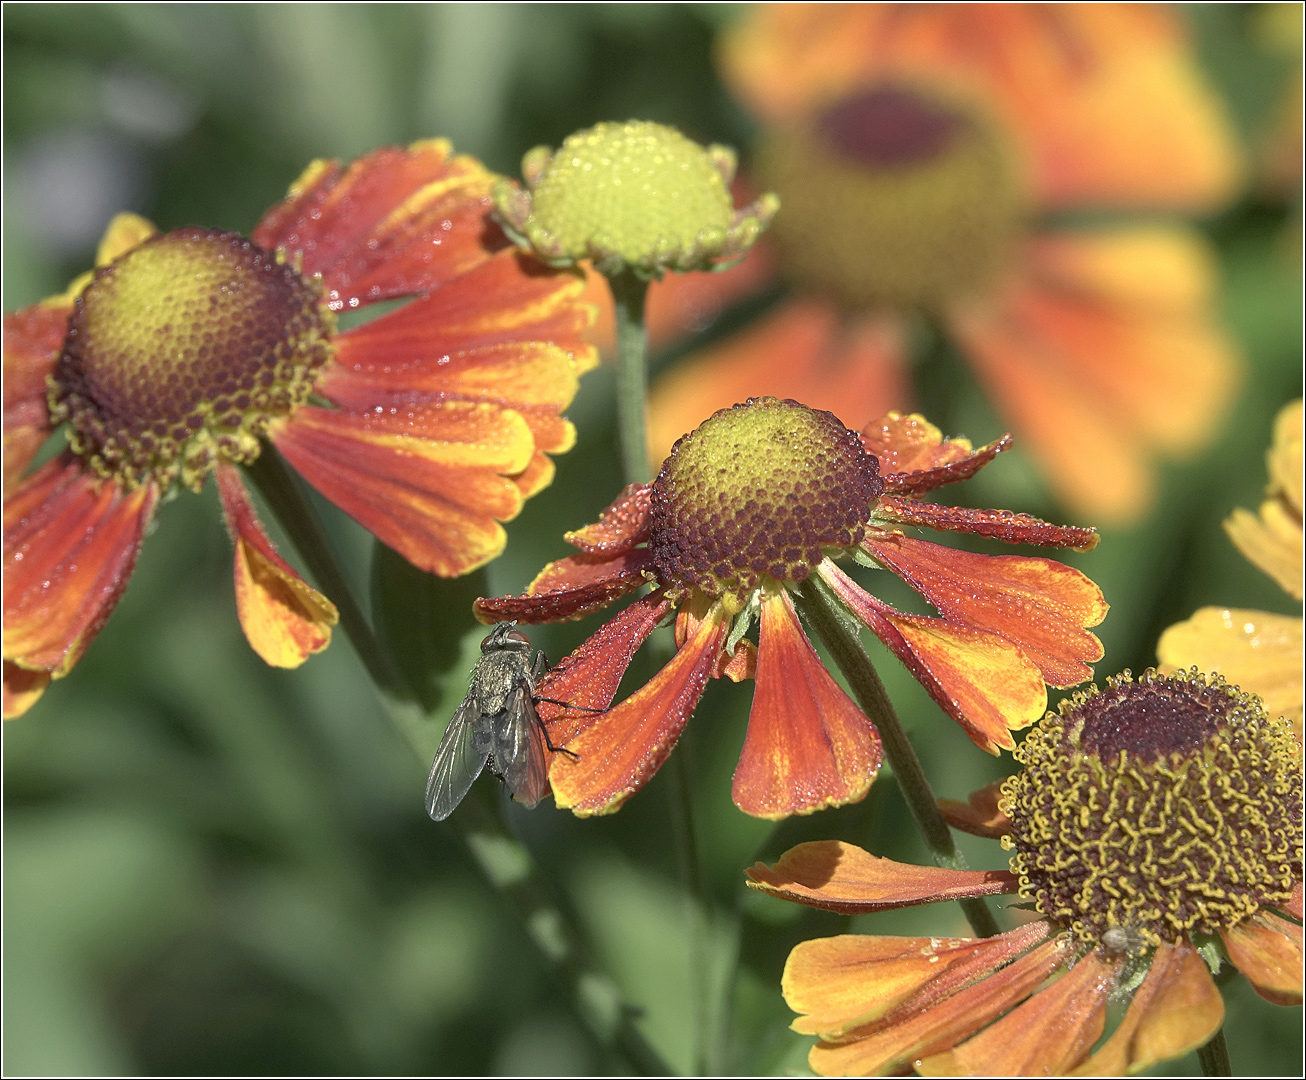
[478,399,1104,819]
[640,3,1242,526]
[1158,399,1303,736]
[3,140,597,718]
[749,669,1303,1076]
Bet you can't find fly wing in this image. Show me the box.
[425,695,491,821]
[493,684,550,809]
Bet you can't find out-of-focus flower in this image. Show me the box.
[748,669,1303,1076]
[478,399,1104,819]
[3,140,597,718]
[1158,400,1303,736]
[644,4,1242,526]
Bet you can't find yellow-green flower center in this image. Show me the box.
[49,228,334,490]
[648,397,882,604]
[1002,669,1303,949]
[757,84,1022,312]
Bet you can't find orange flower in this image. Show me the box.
[642,4,1242,526]
[477,399,1105,819]
[1158,400,1304,736]
[3,140,597,718]
[748,670,1303,1076]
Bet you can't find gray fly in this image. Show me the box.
[424,623,578,821]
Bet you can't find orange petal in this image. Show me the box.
[949,291,1152,526]
[807,934,1076,1077]
[877,495,1099,551]
[1157,607,1303,727]
[4,456,157,676]
[563,483,652,555]
[720,6,1239,212]
[861,411,981,477]
[549,604,726,816]
[821,561,1047,753]
[1225,502,1304,602]
[918,950,1119,1076]
[784,921,1052,1040]
[1285,883,1304,922]
[733,588,882,818]
[215,463,337,668]
[1071,942,1224,1077]
[3,660,50,720]
[863,533,1106,687]
[253,140,502,309]
[1222,911,1305,1005]
[3,302,70,491]
[476,549,653,625]
[647,297,908,464]
[745,840,1018,913]
[938,781,1011,840]
[534,592,674,746]
[272,402,530,577]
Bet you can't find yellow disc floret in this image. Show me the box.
[648,397,883,605]
[1002,669,1303,949]
[493,120,778,279]
[758,84,1022,312]
[49,228,334,491]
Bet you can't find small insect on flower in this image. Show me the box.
[425,623,578,821]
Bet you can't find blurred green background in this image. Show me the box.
[3,3,1301,1075]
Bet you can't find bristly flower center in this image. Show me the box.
[648,397,883,607]
[49,228,335,491]
[1002,669,1304,950]
[757,82,1022,312]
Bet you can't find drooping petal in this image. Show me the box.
[3,303,70,491]
[821,561,1046,753]
[4,456,157,677]
[1222,912,1305,1005]
[647,297,908,463]
[918,950,1119,1076]
[877,494,1099,551]
[1157,607,1303,728]
[745,840,1018,913]
[862,411,1009,492]
[1225,502,1304,602]
[253,140,503,309]
[272,402,531,577]
[1070,942,1224,1077]
[938,781,1012,840]
[721,5,1239,212]
[675,592,756,681]
[1268,400,1303,518]
[3,660,50,720]
[215,463,337,668]
[563,483,652,555]
[534,592,674,746]
[863,532,1106,687]
[477,548,655,625]
[732,588,882,818]
[807,935,1076,1078]
[548,603,727,815]
[784,921,1052,1040]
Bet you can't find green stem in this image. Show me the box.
[610,270,652,486]
[245,447,672,1074]
[246,446,408,702]
[792,577,1001,940]
[1197,1028,1231,1077]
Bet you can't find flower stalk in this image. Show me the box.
[792,574,1001,939]
[1197,1028,1232,1077]
[610,270,653,486]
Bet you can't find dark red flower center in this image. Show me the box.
[1005,669,1303,948]
[756,81,1022,312]
[648,397,882,603]
[49,228,334,490]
